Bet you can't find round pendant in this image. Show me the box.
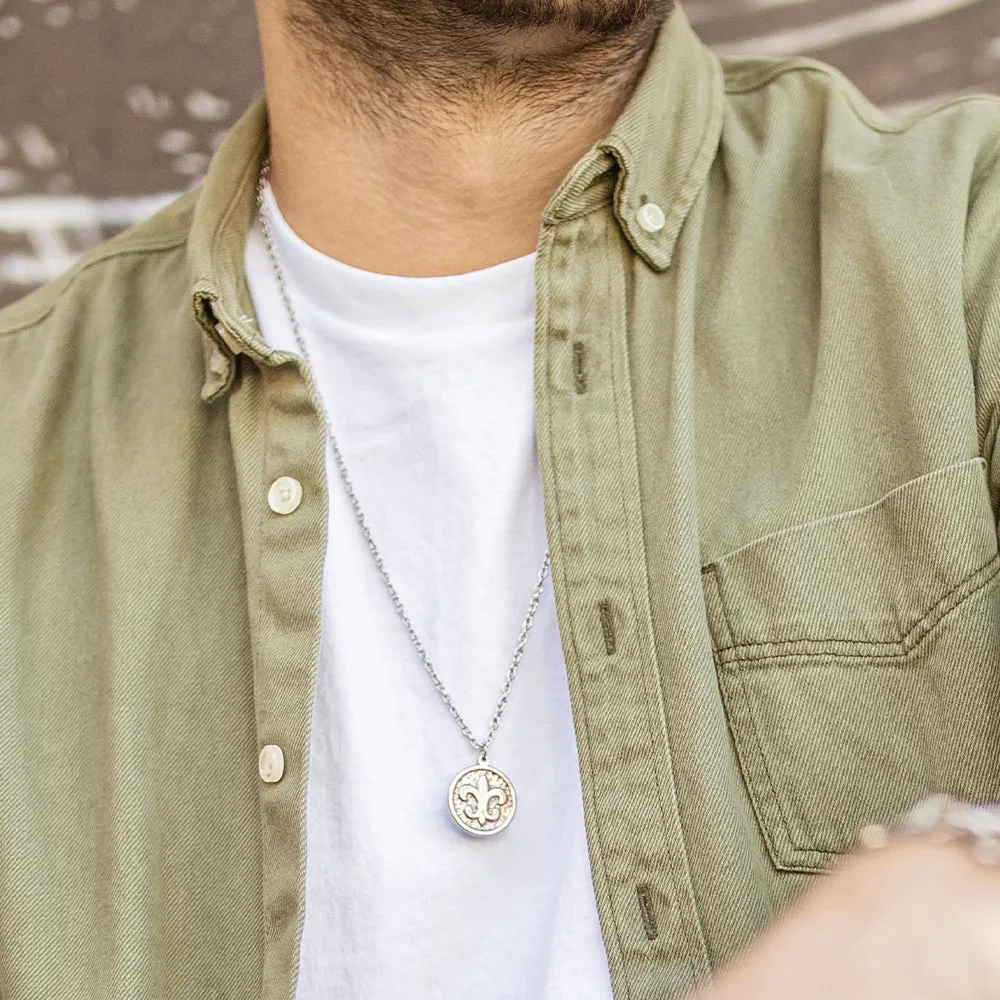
[448,762,517,837]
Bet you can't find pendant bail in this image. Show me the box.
[478,747,488,764]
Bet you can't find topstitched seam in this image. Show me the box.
[714,554,1000,661]
[542,227,634,1000]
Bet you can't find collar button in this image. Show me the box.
[636,202,666,234]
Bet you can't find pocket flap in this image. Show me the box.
[703,458,995,654]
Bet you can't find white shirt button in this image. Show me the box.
[268,476,303,515]
[258,744,285,783]
[636,202,666,234]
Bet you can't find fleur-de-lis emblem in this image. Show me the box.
[457,772,507,828]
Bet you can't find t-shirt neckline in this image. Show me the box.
[262,187,538,335]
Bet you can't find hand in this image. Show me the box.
[699,836,1000,1000]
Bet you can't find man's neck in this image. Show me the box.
[254,0,669,277]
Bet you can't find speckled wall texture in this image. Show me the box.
[2,0,1000,306]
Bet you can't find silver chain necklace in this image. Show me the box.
[256,160,550,837]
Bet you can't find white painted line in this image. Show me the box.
[0,193,181,232]
[0,192,183,287]
[750,0,824,12]
[28,227,71,264]
[713,0,983,56]
[0,253,80,285]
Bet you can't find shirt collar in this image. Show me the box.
[544,5,724,270]
[188,3,723,401]
[188,96,271,402]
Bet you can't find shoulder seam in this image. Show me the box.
[725,57,1000,137]
[0,233,188,338]
[724,57,837,96]
[724,59,906,134]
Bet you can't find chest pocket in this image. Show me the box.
[702,457,1000,873]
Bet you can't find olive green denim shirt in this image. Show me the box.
[5,7,1000,999]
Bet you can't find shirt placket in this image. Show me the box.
[534,205,711,1000]
[223,339,329,1000]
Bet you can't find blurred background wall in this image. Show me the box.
[2,0,1000,308]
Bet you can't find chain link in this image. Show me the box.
[256,161,551,759]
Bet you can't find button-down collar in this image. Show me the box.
[543,6,724,271]
[187,4,723,401]
[189,97,274,403]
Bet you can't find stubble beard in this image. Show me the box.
[286,0,675,124]
[448,0,668,33]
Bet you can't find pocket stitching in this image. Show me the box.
[717,559,1000,864]
[715,554,1000,664]
[725,651,839,862]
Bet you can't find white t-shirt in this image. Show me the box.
[245,189,614,1000]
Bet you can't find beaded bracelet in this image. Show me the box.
[858,794,1000,866]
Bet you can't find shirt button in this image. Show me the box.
[268,476,303,515]
[258,745,285,783]
[636,202,666,234]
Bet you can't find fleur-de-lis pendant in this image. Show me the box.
[448,761,517,837]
